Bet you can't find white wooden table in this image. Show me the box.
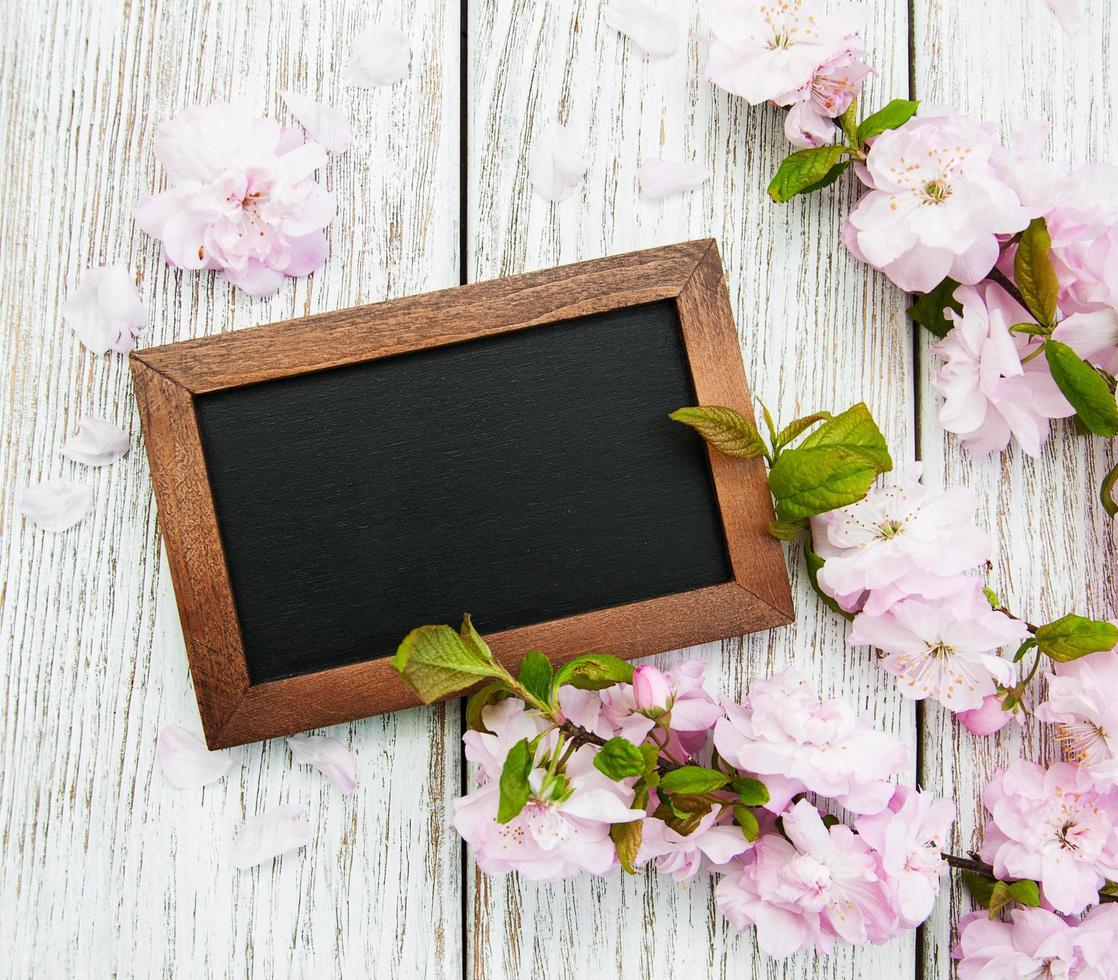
[2,1,1114,976]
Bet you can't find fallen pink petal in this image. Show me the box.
[62,265,147,355]
[637,158,710,199]
[529,122,590,203]
[61,417,130,467]
[155,724,241,789]
[603,0,679,58]
[17,479,94,532]
[345,24,412,87]
[287,734,358,793]
[1047,0,1083,34]
[280,91,353,154]
[231,804,313,870]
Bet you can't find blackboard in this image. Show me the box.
[132,240,792,746]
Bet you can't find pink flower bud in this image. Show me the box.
[957,693,1014,735]
[632,666,673,713]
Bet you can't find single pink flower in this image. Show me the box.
[855,786,954,928]
[135,102,335,298]
[979,760,1118,915]
[811,463,990,616]
[638,804,752,883]
[932,282,1075,458]
[715,800,895,957]
[848,580,1027,712]
[957,690,1021,736]
[455,700,644,881]
[703,0,863,105]
[844,112,1031,292]
[713,667,908,815]
[632,665,673,713]
[1036,648,1118,787]
[776,45,872,149]
[954,904,1118,979]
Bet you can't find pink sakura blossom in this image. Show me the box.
[957,689,1023,736]
[854,786,954,928]
[455,699,644,881]
[848,580,1027,712]
[990,121,1068,220]
[979,760,1118,915]
[777,45,872,149]
[932,282,1075,458]
[715,800,895,957]
[703,0,862,105]
[638,804,752,883]
[1052,308,1118,374]
[135,102,335,298]
[954,905,1118,979]
[714,667,908,815]
[1036,648,1118,788]
[844,112,1031,292]
[811,463,990,616]
[1044,163,1118,314]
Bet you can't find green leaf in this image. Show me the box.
[908,277,963,338]
[730,776,770,807]
[768,518,807,541]
[983,588,1001,609]
[961,870,997,909]
[518,651,553,706]
[465,680,514,733]
[1015,217,1060,327]
[799,160,852,195]
[734,805,760,842]
[594,737,647,780]
[1045,340,1118,436]
[551,653,634,693]
[640,743,660,775]
[610,820,644,874]
[392,622,504,703]
[652,798,708,836]
[659,765,730,795]
[669,406,767,459]
[1012,637,1038,663]
[856,98,920,144]
[805,546,854,622]
[775,412,833,452]
[497,738,534,824]
[1006,879,1041,908]
[768,145,848,203]
[1102,462,1118,519]
[1035,614,1118,662]
[1009,322,1051,337]
[821,814,840,829]
[796,402,892,469]
[1100,880,1118,897]
[459,613,494,662]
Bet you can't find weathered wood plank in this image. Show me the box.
[912,0,1118,975]
[466,2,915,977]
[0,0,462,975]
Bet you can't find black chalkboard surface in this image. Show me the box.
[196,301,731,683]
[132,241,791,746]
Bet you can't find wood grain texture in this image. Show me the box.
[0,0,462,975]
[912,1,1118,976]
[466,2,915,978]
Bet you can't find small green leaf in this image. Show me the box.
[820,814,840,829]
[1015,218,1060,327]
[459,613,494,662]
[730,776,770,807]
[1035,614,1118,662]
[908,277,963,338]
[659,765,730,795]
[392,621,504,703]
[1101,462,1118,519]
[962,870,997,909]
[795,402,892,469]
[465,680,514,733]
[594,737,647,780]
[768,145,848,203]
[1045,340,1118,437]
[856,98,920,144]
[734,805,760,842]
[1100,880,1118,897]
[775,412,833,451]
[610,819,644,874]
[551,652,634,692]
[669,406,767,459]
[497,738,534,824]
[652,798,708,836]
[1006,879,1041,908]
[1009,322,1051,337]
[805,546,854,622]
[640,743,660,774]
[799,160,851,195]
[1012,637,1038,663]
[518,651,553,706]
[983,588,1001,609]
[768,518,807,541]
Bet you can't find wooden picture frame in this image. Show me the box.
[131,239,793,747]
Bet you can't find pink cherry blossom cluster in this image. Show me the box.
[454,660,955,959]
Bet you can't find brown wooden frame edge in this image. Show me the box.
[131,239,793,748]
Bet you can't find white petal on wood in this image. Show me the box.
[604,0,679,57]
[1047,0,1083,34]
[17,479,94,532]
[280,91,353,154]
[287,734,358,793]
[155,725,241,789]
[345,24,412,87]
[61,416,130,466]
[230,804,313,869]
[528,122,590,203]
[637,158,710,200]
